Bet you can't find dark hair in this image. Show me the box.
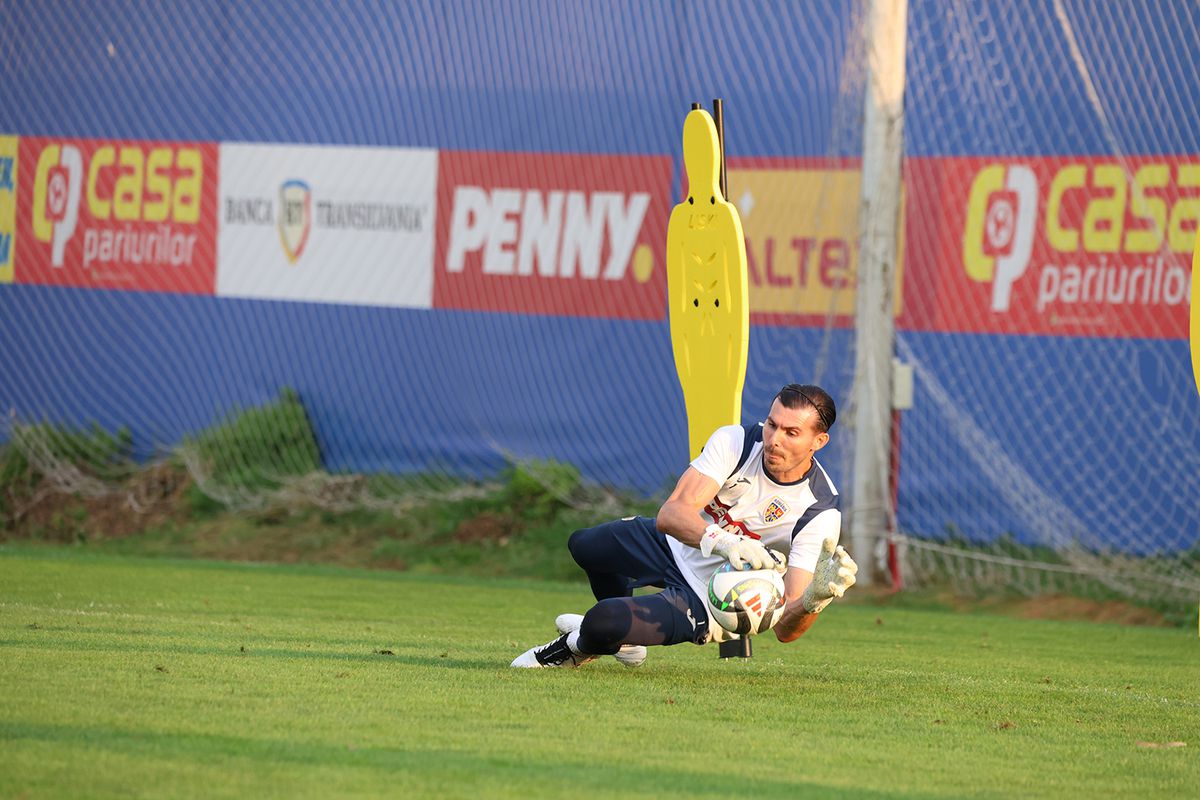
[775,384,836,433]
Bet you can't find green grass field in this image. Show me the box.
[1,546,1196,799]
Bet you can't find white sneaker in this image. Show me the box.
[510,633,597,668]
[555,613,647,668]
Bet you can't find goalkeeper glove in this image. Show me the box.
[800,536,858,613]
[700,524,787,573]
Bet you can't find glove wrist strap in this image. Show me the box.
[801,587,834,614]
[699,523,727,557]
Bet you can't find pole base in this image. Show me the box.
[718,638,752,659]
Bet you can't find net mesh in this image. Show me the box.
[898,0,1200,611]
[0,0,1197,615]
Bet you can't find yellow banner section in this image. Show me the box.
[0,135,16,283]
[729,167,903,317]
[1191,236,1200,399]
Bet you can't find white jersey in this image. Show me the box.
[666,423,842,609]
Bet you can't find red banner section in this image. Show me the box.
[433,151,670,320]
[901,156,1197,339]
[16,137,218,294]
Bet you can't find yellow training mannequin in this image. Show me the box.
[666,109,750,459]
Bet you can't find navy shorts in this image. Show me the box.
[568,516,710,646]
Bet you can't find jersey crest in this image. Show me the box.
[763,498,789,523]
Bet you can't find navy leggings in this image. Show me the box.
[567,517,709,654]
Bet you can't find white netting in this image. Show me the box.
[0,1,867,505]
[897,0,1200,612]
[1,1,1197,615]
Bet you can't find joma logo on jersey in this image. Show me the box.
[763,498,788,524]
[447,187,652,281]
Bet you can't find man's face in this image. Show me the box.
[761,398,829,480]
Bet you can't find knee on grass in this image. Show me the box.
[578,600,632,655]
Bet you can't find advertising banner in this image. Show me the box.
[0,135,14,283]
[727,159,904,326]
[16,137,218,294]
[217,144,437,308]
[433,151,670,320]
[902,156,1197,338]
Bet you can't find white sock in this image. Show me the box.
[566,630,586,656]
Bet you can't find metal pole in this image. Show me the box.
[713,97,752,660]
[712,98,727,200]
[850,0,908,586]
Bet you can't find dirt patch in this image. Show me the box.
[1006,594,1170,627]
[3,466,421,572]
[451,512,517,543]
[4,463,192,542]
[864,587,1172,627]
[184,515,405,570]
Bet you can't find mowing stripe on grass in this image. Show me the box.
[2,548,1197,799]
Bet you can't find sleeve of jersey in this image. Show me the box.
[789,509,843,572]
[688,424,745,485]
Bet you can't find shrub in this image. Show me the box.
[182,388,320,491]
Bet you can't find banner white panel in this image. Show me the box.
[218,144,436,308]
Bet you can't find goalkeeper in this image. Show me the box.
[511,384,858,669]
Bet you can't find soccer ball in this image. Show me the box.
[706,563,786,636]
